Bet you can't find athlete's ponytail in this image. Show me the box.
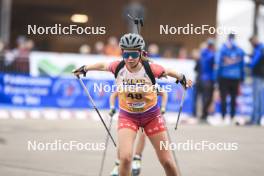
[141,50,153,63]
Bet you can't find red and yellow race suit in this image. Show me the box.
[109,61,166,136]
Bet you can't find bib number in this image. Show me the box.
[127,93,142,100]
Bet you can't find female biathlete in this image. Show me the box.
[109,89,168,176]
[73,33,192,176]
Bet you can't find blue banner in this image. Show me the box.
[0,73,254,115]
[0,73,193,113]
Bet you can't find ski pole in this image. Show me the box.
[163,115,182,176]
[175,88,187,130]
[76,76,117,147]
[98,114,114,176]
[127,14,143,34]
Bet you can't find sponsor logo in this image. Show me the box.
[52,79,80,107]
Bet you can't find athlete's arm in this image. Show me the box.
[84,62,110,71]
[163,68,183,81]
[73,62,110,77]
[151,63,192,88]
[158,90,168,114]
[109,91,118,117]
[160,91,168,110]
[164,68,193,88]
[110,91,118,109]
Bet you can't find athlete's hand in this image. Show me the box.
[176,75,192,89]
[161,107,166,115]
[72,65,87,77]
[186,79,193,88]
[109,108,116,117]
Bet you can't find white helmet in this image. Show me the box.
[119,33,145,50]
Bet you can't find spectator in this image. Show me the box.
[178,47,188,59]
[25,39,35,51]
[199,39,215,121]
[163,48,174,58]
[216,33,245,125]
[192,48,202,118]
[104,36,121,56]
[147,43,161,59]
[15,36,32,59]
[191,48,200,60]
[79,44,91,54]
[0,40,4,53]
[94,41,105,54]
[6,36,33,74]
[0,39,5,71]
[249,36,264,125]
[199,41,207,50]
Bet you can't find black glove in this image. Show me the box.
[176,74,187,89]
[109,108,116,117]
[72,65,87,77]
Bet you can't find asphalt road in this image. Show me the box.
[0,118,263,176]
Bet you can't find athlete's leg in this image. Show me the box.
[144,117,180,176]
[114,128,145,161]
[118,128,137,176]
[110,147,120,176]
[148,131,180,176]
[132,130,146,175]
[134,129,146,156]
[118,117,138,176]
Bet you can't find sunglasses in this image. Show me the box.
[122,51,140,59]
